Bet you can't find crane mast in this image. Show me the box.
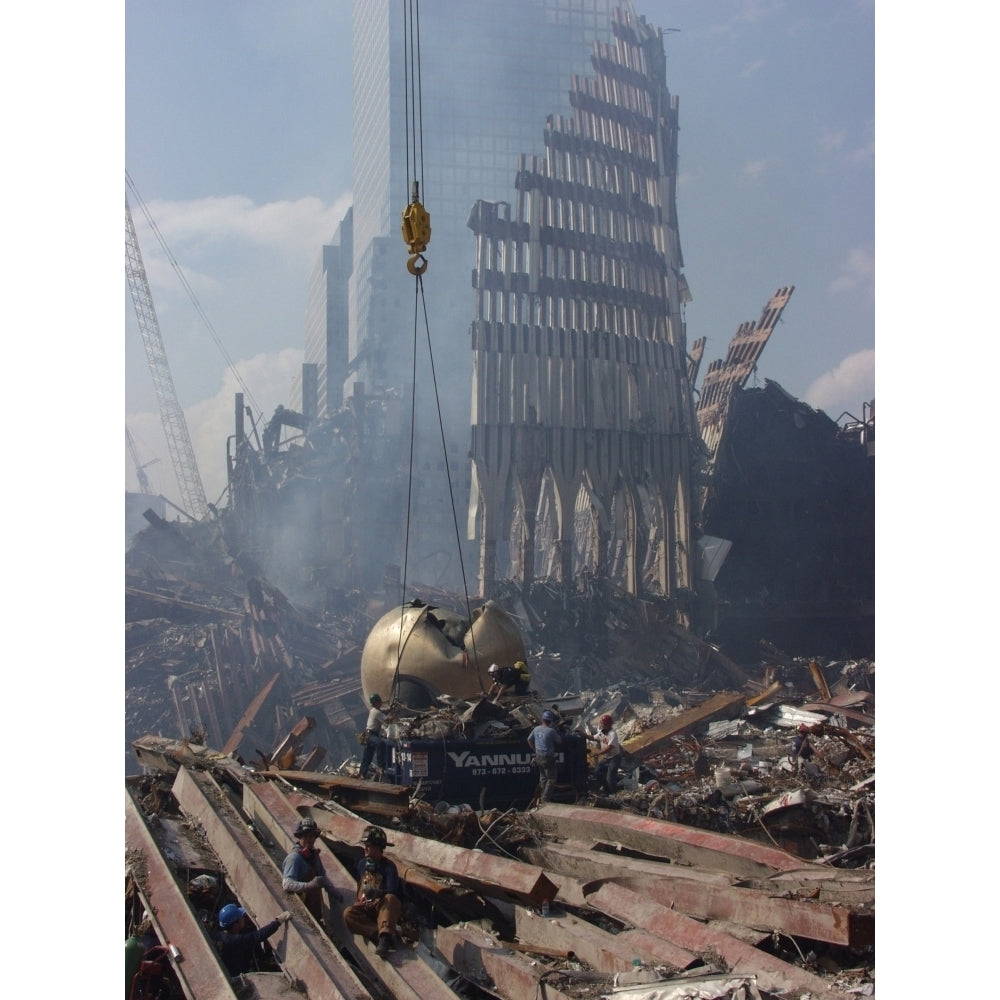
[125,425,159,496]
[125,193,209,520]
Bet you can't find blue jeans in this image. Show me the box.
[360,734,387,777]
[594,755,620,792]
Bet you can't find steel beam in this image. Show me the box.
[621,691,747,756]
[222,674,280,754]
[435,924,580,1000]
[520,840,734,889]
[317,812,558,907]
[586,882,838,998]
[242,779,465,1000]
[171,766,371,999]
[613,874,873,948]
[523,838,872,947]
[524,803,816,879]
[266,768,413,816]
[514,905,696,973]
[125,788,239,1000]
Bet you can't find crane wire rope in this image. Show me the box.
[392,0,483,704]
[125,169,262,416]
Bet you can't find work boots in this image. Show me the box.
[376,932,394,956]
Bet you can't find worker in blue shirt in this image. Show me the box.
[216,904,290,976]
[527,710,562,803]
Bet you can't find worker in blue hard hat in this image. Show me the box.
[527,709,563,804]
[215,903,291,977]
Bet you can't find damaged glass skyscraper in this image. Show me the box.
[287,1,697,606]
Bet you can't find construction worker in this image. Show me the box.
[512,659,531,695]
[489,660,531,700]
[487,663,517,700]
[281,817,338,922]
[527,710,562,803]
[216,903,291,977]
[790,723,816,773]
[360,692,395,779]
[343,825,403,957]
[586,713,622,793]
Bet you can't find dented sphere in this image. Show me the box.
[360,600,526,708]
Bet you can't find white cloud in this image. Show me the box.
[741,156,779,181]
[803,348,875,419]
[819,128,846,154]
[829,246,874,295]
[135,192,353,266]
[741,58,765,78]
[126,347,304,514]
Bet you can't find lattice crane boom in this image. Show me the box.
[126,194,209,520]
[125,425,160,496]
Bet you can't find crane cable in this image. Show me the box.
[394,0,483,702]
[400,0,430,276]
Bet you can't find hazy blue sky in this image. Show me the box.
[124,0,874,509]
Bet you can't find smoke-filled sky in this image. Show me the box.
[123,0,875,511]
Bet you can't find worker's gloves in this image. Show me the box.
[305,876,324,890]
[276,911,292,925]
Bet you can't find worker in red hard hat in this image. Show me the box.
[585,713,622,793]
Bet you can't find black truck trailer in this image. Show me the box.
[385,732,589,810]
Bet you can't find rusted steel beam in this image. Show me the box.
[262,769,412,818]
[241,780,464,1000]
[270,716,316,770]
[612,874,872,948]
[809,702,876,728]
[221,673,280,755]
[745,680,784,708]
[514,905,696,974]
[586,882,838,998]
[622,691,746,757]
[299,746,327,771]
[318,813,558,907]
[170,766,371,999]
[520,840,735,889]
[268,769,412,800]
[125,788,239,1000]
[435,924,580,1000]
[808,660,832,701]
[523,838,870,946]
[524,803,817,880]
[131,734,250,784]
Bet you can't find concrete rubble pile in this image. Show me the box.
[126,518,874,998]
[127,716,873,999]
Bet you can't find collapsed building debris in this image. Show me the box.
[127,671,874,999]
